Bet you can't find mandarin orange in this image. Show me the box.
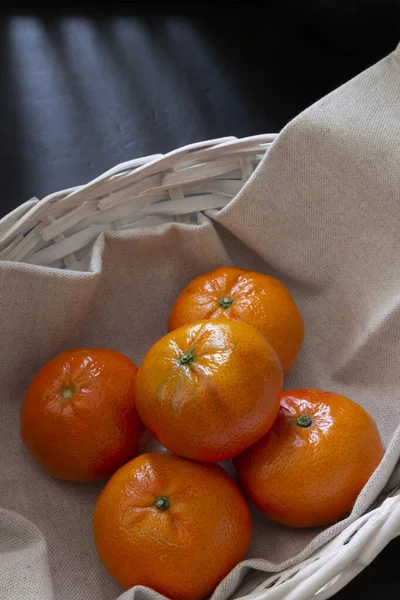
[235,389,384,527]
[20,348,142,481]
[135,319,283,462]
[93,452,252,600]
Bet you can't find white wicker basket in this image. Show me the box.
[0,134,275,270]
[1,134,399,599]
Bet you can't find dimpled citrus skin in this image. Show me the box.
[135,319,283,462]
[235,389,384,528]
[20,348,142,482]
[168,266,304,375]
[93,452,252,600]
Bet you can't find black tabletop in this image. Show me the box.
[1,1,399,598]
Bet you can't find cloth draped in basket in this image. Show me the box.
[1,43,400,600]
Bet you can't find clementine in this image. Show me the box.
[20,348,142,482]
[234,389,384,527]
[168,266,304,374]
[93,452,252,600]
[135,319,283,462]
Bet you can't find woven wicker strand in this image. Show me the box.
[1,134,400,599]
[242,489,400,600]
[0,134,275,271]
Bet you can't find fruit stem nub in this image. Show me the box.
[154,496,170,511]
[179,351,195,366]
[61,386,74,400]
[296,415,312,428]
[219,296,233,309]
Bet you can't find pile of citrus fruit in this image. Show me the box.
[20,266,384,600]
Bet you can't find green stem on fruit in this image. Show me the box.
[61,386,74,401]
[179,351,195,366]
[154,496,170,511]
[218,296,233,309]
[296,415,312,428]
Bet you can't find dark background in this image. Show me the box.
[1,0,399,597]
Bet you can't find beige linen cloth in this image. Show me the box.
[1,44,400,600]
